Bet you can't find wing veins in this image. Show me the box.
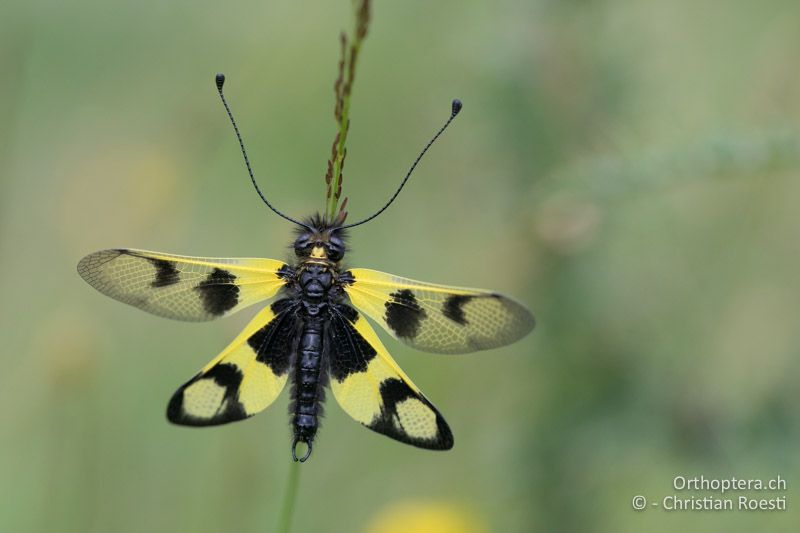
[251,305,297,360]
[330,309,384,405]
[349,284,484,322]
[127,251,283,275]
[348,274,482,296]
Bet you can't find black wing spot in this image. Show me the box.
[384,289,426,339]
[206,361,244,388]
[442,294,474,325]
[277,264,294,280]
[271,298,296,315]
[328,310,377,382]
[334,303,359,323]
[166,363,247,425]
[148,258,181,288]
[379,377,416,407]
[369,378,453,450]
[166,392,185,423]
[195,268,239,316]
[247,302,297,376]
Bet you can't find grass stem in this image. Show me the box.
[275,461,302,533]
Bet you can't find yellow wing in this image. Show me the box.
[328,304,453,450]
[77,249,290,321]
[167,299,298,425]
[343,269,534,354]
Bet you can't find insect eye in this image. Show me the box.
[327,247,343,261]
[294,240,311,255]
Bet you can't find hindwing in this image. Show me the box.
[78,249,290,321]
[167,299,298,426]
[328,304,453,450]
[343,269,534,354]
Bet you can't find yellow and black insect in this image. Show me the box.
[78,74,534,462]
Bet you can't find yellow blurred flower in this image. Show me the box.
[364,501,487,533]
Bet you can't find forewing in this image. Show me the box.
[343,269,534,354]
[78,249,291,321]
[328,304,453,450]
[167,299,298,426]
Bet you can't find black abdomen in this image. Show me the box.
[291,315,326,461]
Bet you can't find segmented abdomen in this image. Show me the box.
[291,316,326,459]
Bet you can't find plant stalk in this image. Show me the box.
[275,461,302,533]
[324,0,371,221]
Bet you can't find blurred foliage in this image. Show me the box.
[1,0,800,532]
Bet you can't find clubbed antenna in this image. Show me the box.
[215,73,311,230]
[340,99,463,229]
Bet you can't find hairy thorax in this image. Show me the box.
[293,259,349,317]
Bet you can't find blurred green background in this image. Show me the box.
[2,0,799,531]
